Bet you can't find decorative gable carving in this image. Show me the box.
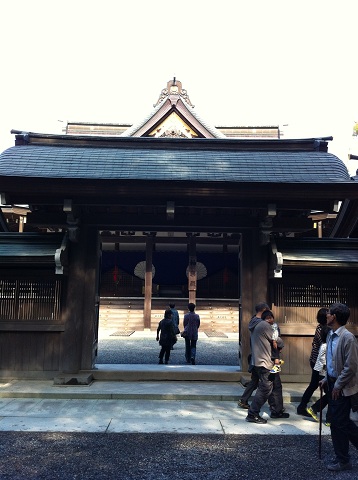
[148,112,198,138]
[154,77,194,108]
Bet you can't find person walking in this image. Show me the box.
[238,302,269,409]
[183,303,200,365]
[156,309,176,364]
[169,303,180,349]
[246,310,289,424]
[297,307,329,416]
[305,325,331,426]
[320,303,358,472]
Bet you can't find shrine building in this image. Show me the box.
[1,78,358,381]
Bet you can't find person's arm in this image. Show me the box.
[335,336,358,391]
[312,325,322,349]
[156,322,161,341]
[314,344,325,372]
[271,345,280,361]
[319,342,328,388]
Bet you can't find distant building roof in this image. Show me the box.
[65,79,280,140]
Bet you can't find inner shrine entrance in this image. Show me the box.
[1,129,358,381]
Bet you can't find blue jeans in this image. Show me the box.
[248,367,283,416]
[185,338,197,362]
[328,379,358,464]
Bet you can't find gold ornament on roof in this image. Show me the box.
[154,77,194,107]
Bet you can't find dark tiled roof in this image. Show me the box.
[275,238,358,267]
[0,144,351,183]
[0,233,68,273]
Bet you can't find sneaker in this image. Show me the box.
[306,406,319,422]
[296,407,311,417]
[270,364,281,374]
[238,399,250,409]
[245,414,267,424]
[327,461,352,471]
[270,411,290,419]
[158,360,163,364]
[191,358,195,365]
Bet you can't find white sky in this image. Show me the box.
[0,0,357,173]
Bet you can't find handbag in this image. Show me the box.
[180,329,188,338]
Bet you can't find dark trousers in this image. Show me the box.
[241,369,259,403]
[241,368,283,413]
[159,345,171,362]
[311,375,331,422]
[248,367,284,416]
[185,338,197,362]
[327,378,358,464]
[298,361,321,410]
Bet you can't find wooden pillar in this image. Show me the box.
[188,237,197,304]
[19,215,24,232]
[60,226,99,373]
[240,230,269,371]
[143,236,153,329]
[80,227,100,370]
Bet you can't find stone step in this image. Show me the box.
[0,377,312,404]
[82,364,242,383]
[83,365,307,384]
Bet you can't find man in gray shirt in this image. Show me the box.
[246,310,289,424]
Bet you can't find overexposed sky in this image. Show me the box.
[0,0,357,173]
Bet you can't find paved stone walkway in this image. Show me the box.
[0,377,329,435]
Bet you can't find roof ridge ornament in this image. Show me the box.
[153,78,194,108]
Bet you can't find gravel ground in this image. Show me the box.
[1,432,358,480]
[96,337,239,365]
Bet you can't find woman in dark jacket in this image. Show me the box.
[296,307,329,415]
[156,309,176,364]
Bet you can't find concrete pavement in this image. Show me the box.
[0,370,329,435]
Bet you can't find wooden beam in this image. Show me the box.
[26,210,315,234]
[100,235,239,244]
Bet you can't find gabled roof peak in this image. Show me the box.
[154,78,194,108]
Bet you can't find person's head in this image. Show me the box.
[327,303,350,328]
[255,302,270,316]
[261,310,274,324]
[316,307,328,325]
[320,324,330,343]
[164,309,173,319]
[188,303,196,312]
[169,303,175,309]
